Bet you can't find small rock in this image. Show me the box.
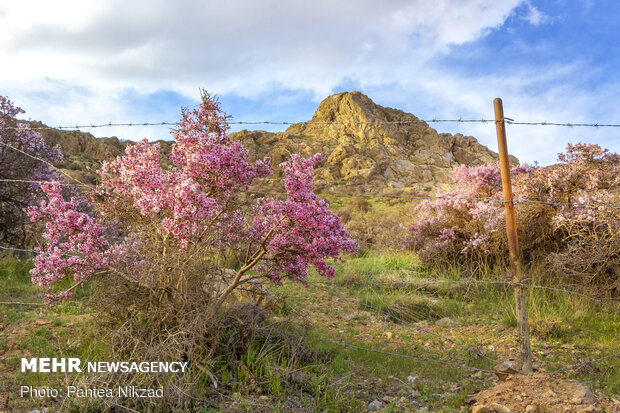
[407,375,423,389]
[232,392,241,399]
[259,395,269,401]
[543,389,557,398]
[493,360,518,381]
[571,384,598,405]
[473,404,512,413]
[436,317,456,327]
[382,395,393,403]
[577,406,600,413]
[525,406,537,413]
[367,400,383,411]
[488,403,512,413]
[344,312,359,321]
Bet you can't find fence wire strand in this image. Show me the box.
[244,190,620,209]
[554,351,620,374]
[300,334,496,373]
[0,141,94,188]
[317,278,620,312]
[4,118,620,130]
[2,134,619,209]
[2,177,617,209]
[304,280,499,367]
[0,245,38,253]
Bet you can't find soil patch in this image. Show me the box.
[470,373,619,412]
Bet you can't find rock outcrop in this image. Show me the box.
[233,91,513,195]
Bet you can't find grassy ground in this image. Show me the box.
[1,253,618,412]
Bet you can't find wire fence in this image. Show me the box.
[315,278,620,312]
[1,177,619,209]
[5,118,620,130]
[1,117,619,393]
[2,280,617,386]
[301,280,619,384]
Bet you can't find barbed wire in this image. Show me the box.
[303,281,620,383]
[2,176,617,209]
[317,278,620,312]
[2,244,615,312]
[554,351,620,374]
[312,276,619,379]
[304,280,499,367]
[305,280,620,383]
[299,335,620,386]
[298,334,496,373]
[506,120,620,128]
[0,301,44,306]
[576,381,620,386]
[0,245,38,253]
[244,190,620,209]
[4,118,620,130]
[0,299,86,310]
[0,178,87,187]
[0,141,94,188]
[3,121,620,209]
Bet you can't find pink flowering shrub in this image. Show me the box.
[28,91,357,307]
[26,92,358,408]
[407,144,619,294]
[0,96,62,247]
[524,144,620,295]
[407,163,532,272]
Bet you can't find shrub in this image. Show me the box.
[407,143,619,295]
[26,91,358,409]
[0,96,62,248]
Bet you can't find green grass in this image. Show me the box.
[278,251,620,403]
[0,256,38,298]
[2,252,619,411]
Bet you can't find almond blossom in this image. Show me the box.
[28,91,357,302]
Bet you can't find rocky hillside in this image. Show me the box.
[35,91,513,194]
[235,91,511,195]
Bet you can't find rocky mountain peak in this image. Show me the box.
[236,92,512,195]
[310,91,411,124]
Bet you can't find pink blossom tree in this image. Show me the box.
[0,96,62,248]
[28,91,357,311]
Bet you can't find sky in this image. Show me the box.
[1,0,619,165]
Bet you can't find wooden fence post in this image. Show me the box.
[493,97,533,374]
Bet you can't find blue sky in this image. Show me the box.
[1,0,618,165]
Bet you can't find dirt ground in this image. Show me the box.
[469,373,620,413]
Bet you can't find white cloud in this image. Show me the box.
[521,1,552,26]
[5,0,617,166]
[0,0,523,99]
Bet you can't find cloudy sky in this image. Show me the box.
[1,0,618,165]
